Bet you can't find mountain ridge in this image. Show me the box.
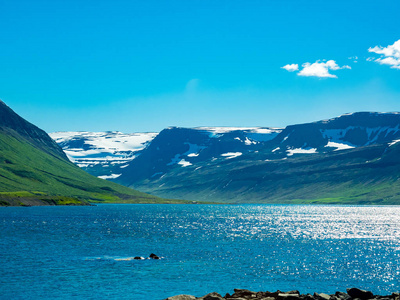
[0,100,185,206]
[52,111,400,204]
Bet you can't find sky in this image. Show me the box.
[1,0,400,133]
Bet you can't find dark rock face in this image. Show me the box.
[165,288,394,300]
[346,288,374,300]
[116,126,279,186]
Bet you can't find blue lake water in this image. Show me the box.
[0,204,399,299]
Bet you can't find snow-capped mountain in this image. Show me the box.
[49,131,158,179]
[51,112,400,204]
[113,112,400,203]
[110,126,283,185]
[269,112,400,157]
[49,127,280,180]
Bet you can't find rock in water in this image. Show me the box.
[314,293,331,300]
[149,253,160,259]
[164,295,196,300]
[336,292,352,300]
[197,292,224,300]
[346,288,374,300]
[231,289,257,298]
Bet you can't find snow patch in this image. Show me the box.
[287,148,317,156]
[98,174,121,179]
[195,127,282,139]
[221,152,242,159]
[325,141,355,151]
[321,125,400,147]
[244,137,256,145]
[389,139,400,146]
[183,143,205,157]
[178,159,192,167]
[50,131,158,178]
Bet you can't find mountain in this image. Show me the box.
[52,112,400,204]
[49,131,157,179]
[0,100,182,206]
[51,127,281,182]
[269,112,400,155]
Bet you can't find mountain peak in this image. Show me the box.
[0,100,67,159]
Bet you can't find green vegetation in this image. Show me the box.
[131,143,400,205]
[0,130,186,206]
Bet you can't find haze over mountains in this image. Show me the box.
[52,112,400,204]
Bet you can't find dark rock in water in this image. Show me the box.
[336,292,352,300]
[303,294,317,300]
[198,292,224,300]
[164,295,196,300]
[167,288,395,300]
[149,253,160,259]
[347,288,374,300]
[257,292,276,299]
[231,289,257,298]
[133,256,144,260]
[314,293,331,300]
[266,291,282,298]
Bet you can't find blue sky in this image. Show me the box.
[1,0,400,132]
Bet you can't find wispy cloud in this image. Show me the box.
[348,56,358,63]
[281,64,299,72]
[282,60,351,78]
[368,39,400,69]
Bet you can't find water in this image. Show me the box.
[0,204,399,299]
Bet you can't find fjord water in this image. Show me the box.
[1,205,399,299]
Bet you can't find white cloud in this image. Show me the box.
[281,64,299,72]
[368,39,400,69]
[297,60,351,78]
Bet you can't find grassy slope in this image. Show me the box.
[0,130,187,206]
[129,143,400,205]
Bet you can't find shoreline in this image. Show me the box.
[165,288,400,300]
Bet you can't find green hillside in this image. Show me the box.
[129,142,400,205]
[0,101,186,206]
[0,129,183,206]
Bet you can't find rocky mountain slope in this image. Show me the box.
[52,112,400,204]
[51,127,281,181]
[0,100,180,206]
[49,131,157,179]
